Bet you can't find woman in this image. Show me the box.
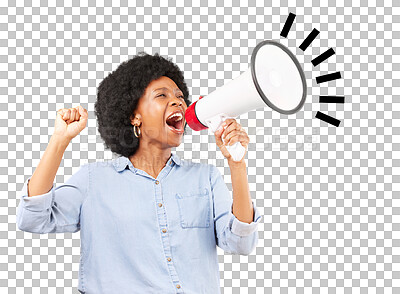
[16,52,263,294]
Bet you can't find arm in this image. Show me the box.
[27,135,69,197]
[212,117,262,254]
[228,159,254,224]
[210,164,263,255]
[28,104,88,197]
[16,159,89,234]
[17,106,89,234]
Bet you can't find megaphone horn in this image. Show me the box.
[185,40,307,161]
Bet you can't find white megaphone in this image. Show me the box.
[185,40,307,161]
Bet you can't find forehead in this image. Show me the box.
[146,76,181,92]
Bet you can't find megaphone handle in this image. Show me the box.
[225,141,246,162]
[207,114,246,162]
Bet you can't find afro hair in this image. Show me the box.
[94,52,192,158]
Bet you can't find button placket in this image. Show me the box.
[153,178,182,290]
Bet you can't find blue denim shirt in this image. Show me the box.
[16,152,263,294]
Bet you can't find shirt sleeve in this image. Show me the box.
[209,164,263,255]
[16,163,90,234]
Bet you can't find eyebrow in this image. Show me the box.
[152,87,183,94]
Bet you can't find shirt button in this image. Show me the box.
[176,284,181,289]
[170,161,173,165]
[158,203,163,207]
[155,180,159,185]
[167,257,171,262]
[162,229,167,233]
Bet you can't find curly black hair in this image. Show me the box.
[94,52,192,158]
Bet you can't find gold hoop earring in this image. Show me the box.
[133,124,141,138]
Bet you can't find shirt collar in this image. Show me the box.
[113,152,182,173]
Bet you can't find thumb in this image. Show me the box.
[214,125,232,160]
[78,106,88,120]
[57,109,67,118]
[214,125,225,147]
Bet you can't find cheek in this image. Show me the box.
[142,105,168,135]
[143,103,165,123]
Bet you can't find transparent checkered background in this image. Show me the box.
[3,0,399,293]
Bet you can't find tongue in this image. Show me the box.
[166,119,182,130]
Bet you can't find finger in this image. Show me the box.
[227,134,248,147]
[214,126,225,146]
[220,118,236,130]
[226,127,249,145]
[63,109,70,121]
[72,108,79,122]
[216,136,233,159]
[219,119,233,135]
[217,121,228,135]
[78,105,88,118]
[57,109,66,117]
[65,109,72,123]
[74,107,80,121]
[221,121,241,140]
[67,109,76,123]
[224,130,241,145]
[222,123,242,142]
[226,134,242,146]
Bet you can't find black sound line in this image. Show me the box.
[319,96,345,103]
[316,71,341,84]
[315,111,341,127]
[299,28,320,51]
[312,48,335,67]
[280,13,296,38]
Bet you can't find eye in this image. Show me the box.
[157,93,184,99]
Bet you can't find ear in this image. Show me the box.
[130,113,141,126]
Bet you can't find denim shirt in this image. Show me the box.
[16,152,263,294]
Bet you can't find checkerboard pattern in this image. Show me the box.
[5,0,399,293]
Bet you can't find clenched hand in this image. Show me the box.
[53,105,88,142]
[214,118,249,163]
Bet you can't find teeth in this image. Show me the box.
[167,112,183,121]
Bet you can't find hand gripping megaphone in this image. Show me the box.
[185,40,307,161]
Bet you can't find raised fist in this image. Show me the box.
[53,105,88,142]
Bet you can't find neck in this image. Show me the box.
[129,144,172,177]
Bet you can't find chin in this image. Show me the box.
[170,139,182,146]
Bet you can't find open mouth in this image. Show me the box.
[165,113,184,134]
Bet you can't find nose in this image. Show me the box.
[169,96,183,107]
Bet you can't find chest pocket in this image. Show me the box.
[175,189,211,228]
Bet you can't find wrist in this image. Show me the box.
[50,134,70,149]
[228,158,246,168]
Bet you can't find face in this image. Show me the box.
[130,76,188,149]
